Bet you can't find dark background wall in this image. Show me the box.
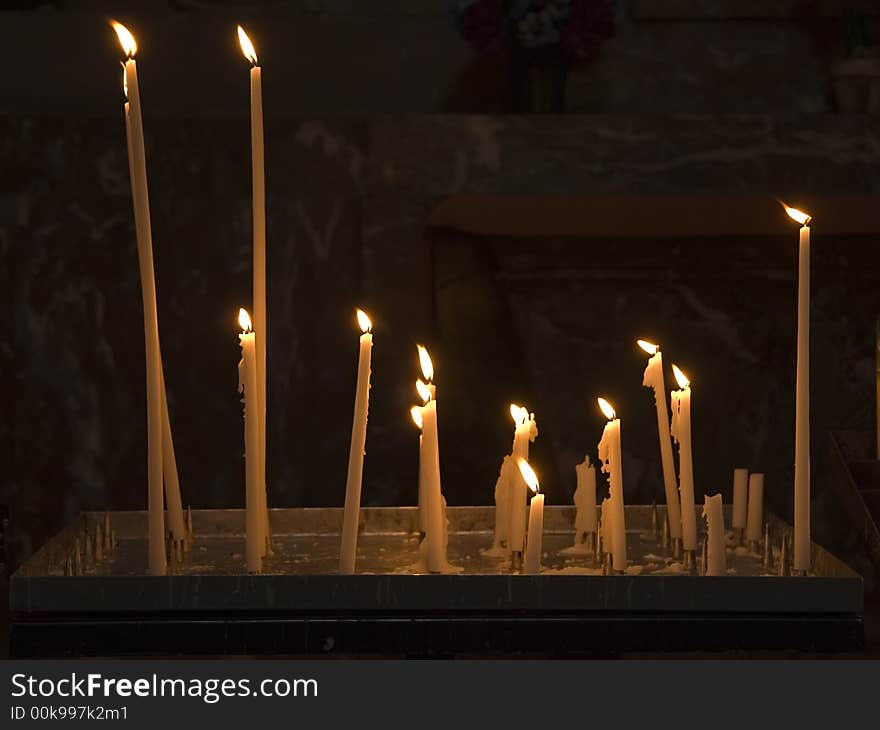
[3,1,880,571]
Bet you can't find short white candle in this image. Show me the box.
[508,404,533,555]
[597,397,627,571]
[237,308,262,573]
[702,493,727,576]
[670,365,698,552]
[520,459,545,575]
[731,468,749,530]
[746,472,764,544]
[339,309,373,574]
[784,204,812,572]
[410,406,430,534]
[638,340,682,542]
[573,455,598,540]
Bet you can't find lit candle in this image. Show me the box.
[238,26,269,556]
[638,340,682,545]
[597,397,627,571]
[573,455,598,543]
[731,468,749,536]
[339,309,373,574]
[519,459,545,575]
[508,404,533,557]
[746,472,764,545]
[410,406,430,535]
[784,204,812,573]
[114,21,167,575]
[702,493,727,576]
[237,308,262,573]
[670,365,698,553]
[416,346,445,572]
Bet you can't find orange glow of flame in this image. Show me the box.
[518,459,540,494]
[417,345,434,382]
[598,397,616,420]
[637,339,658,355]
[356,308,372,333]
[672,364,690,389]
[237,25,258,65]
[782,203,811,226]
[238,308,253,332]
[509,403,528,426]
[410,406,423,430]
[416,379,431,404]
[111,21,137,58]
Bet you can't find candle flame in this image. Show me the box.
[356,308,372,333]
[237,25,258,65]
[410,406,423,430]
[672,364,690,389]
[637,339,658,355]
[518,458,540,494]
[111,21,137,58]
[417,345,434,382]
[782,203,811,226]
[416,379,431,404]
[238,308,253,332]
[509,403,528,426]
[597,397,616,421]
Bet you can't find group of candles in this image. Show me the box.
[111,21,814,577]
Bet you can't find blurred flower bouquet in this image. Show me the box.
[451,0,614,110]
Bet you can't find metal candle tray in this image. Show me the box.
[9,506,864,656]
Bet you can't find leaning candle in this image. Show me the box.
[638,340,683,545]
[731,468,749,536]
[597,397,626,571]
[746,472,764,545]
[508,404,532,556]
[237,308,262,573]
[784,204,812,573]
[520,459,545,575]
[417,377,445,571]
[410,406,430,534]
[114,21,165,576]
[238,26,269,555]
[702,494,727,576]
[670,365,698,553]
[573,455,598,543]
[339,310,373,574]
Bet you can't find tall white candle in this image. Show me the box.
[238,26,269,556]
[411,406,430,534]
[731,468,749,531]
[508,405,532,554]
[417,345,445,572]
[746,472,764,543]
[597,398,626,571]
[339,310,373,574]
[237,308,262,573]
[638,340,683,541]
[520,459,545,575]
[573,455,598,539]
[670,365,698,552]
[784,204,812,572]
[702,493,727,576]
[115,22,165,576]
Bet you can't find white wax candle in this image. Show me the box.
[597,398,626,571]
[524,492,544,575]
[238,309,262,573]
[420,395,445,571]
[410,406,430,534]
[639,342,682,540]
[492,455,512,551]
[508,415,531,554]
[600,497,611,552]
[702,493,727,576]
[238,26,269,557]
[746,472,764,543]
[795,221,811,572]
[670,366,697,551]
[574,455,598,538]
[731,468,749,530]
[118,38,165,576]
[339,310,373,574]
